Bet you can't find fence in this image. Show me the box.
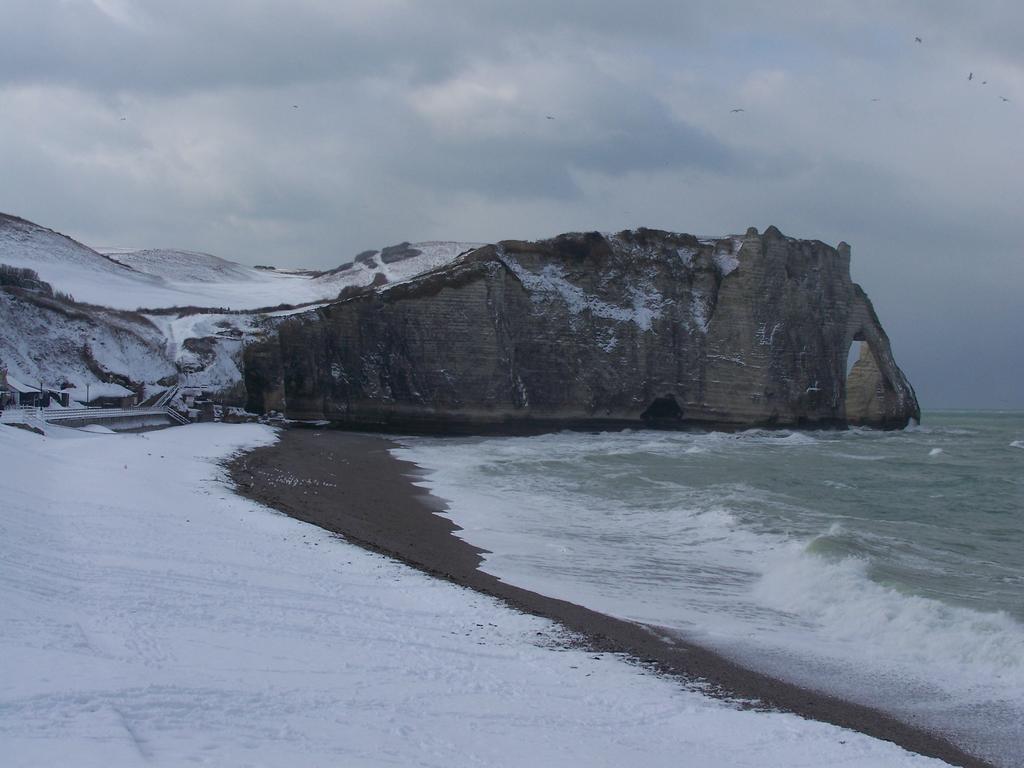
[1,404,189,428]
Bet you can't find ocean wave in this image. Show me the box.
[400,416,1024,764]
[905,424,977,436]
[751,541,1024,699]
[730,429,820,446]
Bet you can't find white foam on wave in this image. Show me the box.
[408,435,1024,704]
[394,435,771,626]
[905,423,978,437]
[413,428,822,469]
[750,540,1024,699]
[730,429,820,447]
[1011,440,1024,450]
[765,432,815,446]
[396,423,1024,763]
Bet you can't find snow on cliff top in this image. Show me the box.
[1,213,481,311]
[100,240,482,310]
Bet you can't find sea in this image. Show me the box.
[395,412,1024,767]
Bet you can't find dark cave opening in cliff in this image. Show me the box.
[641,395,684,423]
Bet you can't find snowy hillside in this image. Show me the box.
[97,240,483,311]
[1,212,481,312]
[104,248,266,283]
[1,211,482,397]
[0,423,948,768]
[0,289,175,399]
[0,213,173,309]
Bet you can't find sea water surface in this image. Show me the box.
[395,412,1024,767]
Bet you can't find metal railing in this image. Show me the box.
[1,404,190,427]
[0,406,47,429]
[165,407,190,425]
[46,406,165,421]
[154,385,180,408]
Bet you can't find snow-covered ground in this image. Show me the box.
[1,213,480,311]
[101,248,274,284]
[100,243,482,312]
[0,423,947,767]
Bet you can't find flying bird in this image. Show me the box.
[982,80,988,85]
[730,108,745,113]
[968,72,973,81]
[914,36,922,43]
[545,115,555,120]
[119,116,127,121]
[870,98,881,102]
[292,104,299,109]
[1000,96,1010,102]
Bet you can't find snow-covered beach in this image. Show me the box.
[0,422,962,767]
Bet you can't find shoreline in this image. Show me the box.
[228,427,992,768]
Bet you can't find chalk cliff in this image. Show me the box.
[243,226,920,432]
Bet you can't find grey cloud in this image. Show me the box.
[0,1,467,93]
[9,2,1018,95]
[392,90,737,200]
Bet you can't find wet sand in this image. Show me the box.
[228,427,992,768]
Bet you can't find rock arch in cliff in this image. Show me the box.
[841,303,918,429]
[838,282,920,428]
[845,337,886,426]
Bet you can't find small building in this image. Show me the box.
[80,382,137,409]
[1,374,56,408]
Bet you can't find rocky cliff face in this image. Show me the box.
[244,226,920,432]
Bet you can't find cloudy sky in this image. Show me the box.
[1,1,1021,407]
